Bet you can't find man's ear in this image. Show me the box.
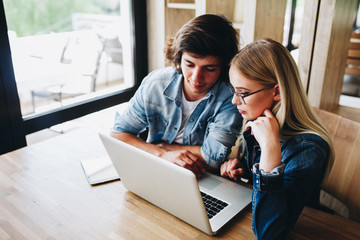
[273,84,281,101]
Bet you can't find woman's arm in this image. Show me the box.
[220,109,279,181]
[245,109,281,172]
[223,109,328,239]
[251,135,329,240]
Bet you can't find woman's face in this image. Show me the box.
[181,52,221,101]
[229,65,278,121]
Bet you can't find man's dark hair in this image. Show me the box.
[165,14,239,82]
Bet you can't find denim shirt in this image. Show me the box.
[112,67,243,168]
[241,130,329,240]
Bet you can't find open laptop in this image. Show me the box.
[98,132,252,235]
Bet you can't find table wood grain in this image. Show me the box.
[0,128,359,239]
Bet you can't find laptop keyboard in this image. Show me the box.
[200,191,228,219]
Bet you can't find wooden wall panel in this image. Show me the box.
[206,0,236,20]
[147,0,166,72]
[242,0,287,46]
[307,0,358,110]
[165,8,195,41]
[297,0,320,90]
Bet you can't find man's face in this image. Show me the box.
[181,52,221,101]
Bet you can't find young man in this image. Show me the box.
[111,14,242,177]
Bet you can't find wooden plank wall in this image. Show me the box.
[298,0,359,121]
[242,0,287,46]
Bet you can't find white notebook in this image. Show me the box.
[81,156,120,185]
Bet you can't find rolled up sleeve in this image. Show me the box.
[200,97,242,168]
[253,163,285,192]
[200,137,228,168]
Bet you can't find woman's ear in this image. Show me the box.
[273,84,281,101]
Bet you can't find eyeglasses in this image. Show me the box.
[226,82,273,105]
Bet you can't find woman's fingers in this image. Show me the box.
[220,159,243,181]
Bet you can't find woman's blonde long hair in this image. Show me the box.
[231,38,333,172]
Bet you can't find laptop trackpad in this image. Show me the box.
[199,174,223,190]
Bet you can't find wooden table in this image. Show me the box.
[0,128,359,240]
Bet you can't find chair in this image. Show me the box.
[31,33,104,112]
[314,108,360,222]
[71,13,123,87]
[101,35,122,85]
[342,30,360,97]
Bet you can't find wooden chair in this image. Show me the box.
[345,31,360,77]
[343,30,360,97]
[313,108,360,222]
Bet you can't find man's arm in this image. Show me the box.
[111,131,166,156]
[110,132,207,177]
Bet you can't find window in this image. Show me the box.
[0,0,147,154]
[283,0,304,62]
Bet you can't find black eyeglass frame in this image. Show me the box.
[226,82,274,105]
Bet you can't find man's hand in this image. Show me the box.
[110,132,207,178]
[160,149,205,178]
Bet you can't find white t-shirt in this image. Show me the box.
[173,91,203,144]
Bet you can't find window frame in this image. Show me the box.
[0,0,148,154]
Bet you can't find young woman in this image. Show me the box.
[111,14,242,177]
[221,38,333,239]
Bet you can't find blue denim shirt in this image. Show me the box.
[112,67,243,168]
[241,130,329,240]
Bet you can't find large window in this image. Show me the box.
[0,0,147,154]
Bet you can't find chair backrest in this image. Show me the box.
[314,108,360,222]
[343,31,360,97]
[345,31,360,77]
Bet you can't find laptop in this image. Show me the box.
[98,132,252,235]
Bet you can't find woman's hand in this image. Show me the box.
[220,158,244,182]
[244,109,279,147]
[245,109,281,172]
